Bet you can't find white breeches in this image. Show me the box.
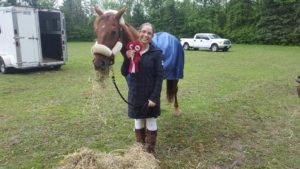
[134,118,157,131]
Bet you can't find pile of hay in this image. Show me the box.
[56,144,160,169]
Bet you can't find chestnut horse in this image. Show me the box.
[91,6,184,115]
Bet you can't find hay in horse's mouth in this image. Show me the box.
[95,67,110,83]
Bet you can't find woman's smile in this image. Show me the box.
[139,25,153,46]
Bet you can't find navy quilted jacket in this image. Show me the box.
[121,43,164,119]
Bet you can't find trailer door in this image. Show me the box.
[14,8,40,67]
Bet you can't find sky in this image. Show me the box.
[57,0,63,6]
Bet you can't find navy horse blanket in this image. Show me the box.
[152,32,184,80]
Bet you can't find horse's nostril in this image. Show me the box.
[94,60,109,71]
[100,61,106,67]
[109,58,115,65]
[93,56,113,71]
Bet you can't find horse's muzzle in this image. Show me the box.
[93,54,115,71]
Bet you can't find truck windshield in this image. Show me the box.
[208,34,221,39]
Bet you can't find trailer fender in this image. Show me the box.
[0,55,13,67]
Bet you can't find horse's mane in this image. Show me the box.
[121,23,139,43]
[93,16,100,30]
[119,23,139,57]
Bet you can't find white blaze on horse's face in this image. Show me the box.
[92,6,126,71]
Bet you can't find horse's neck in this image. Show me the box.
[120,23,139,57]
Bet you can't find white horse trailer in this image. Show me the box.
[0,6,67,74]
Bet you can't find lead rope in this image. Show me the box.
[110,68,136,108]
[110,68,148,109]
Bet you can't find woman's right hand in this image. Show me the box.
[126,50,135,59]
[148,100,156,107]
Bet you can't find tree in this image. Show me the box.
[225,0,256,43]
[23,0,298,44]
[60,0,93,41]
[292,0,300,44]
[256,0,298,44]
[161,0,178,33]
[144,0,164,31]
[127,0,146,28]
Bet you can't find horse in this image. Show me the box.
[91,6,184,115]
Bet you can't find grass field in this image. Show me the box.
[0,43,300,169]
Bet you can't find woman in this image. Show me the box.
[121,23,163,154]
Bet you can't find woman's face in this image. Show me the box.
[138,25,153,46]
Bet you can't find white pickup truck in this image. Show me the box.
[180,33,231,52]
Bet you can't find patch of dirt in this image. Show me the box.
[10,136,22,146]
[1,87,29,95]
[229,139,245,168]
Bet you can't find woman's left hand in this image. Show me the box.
[148,100,156,107]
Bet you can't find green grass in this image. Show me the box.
[1,43,300,169]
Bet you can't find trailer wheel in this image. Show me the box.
[53,65,61,70]
[0,58,7,74]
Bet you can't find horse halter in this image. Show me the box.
[91,10,125,70]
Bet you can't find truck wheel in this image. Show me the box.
[0,58,7,74]
[222,48,229,52]
[183,43,189,50]
[211,44,219,52]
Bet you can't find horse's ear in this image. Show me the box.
[94,5,103,16]
[115,6,127,21]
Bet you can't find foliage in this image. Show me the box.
[225,0,256,43]
[60,0,94,41]
[255,0,298,45]
[0,0,300,44]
